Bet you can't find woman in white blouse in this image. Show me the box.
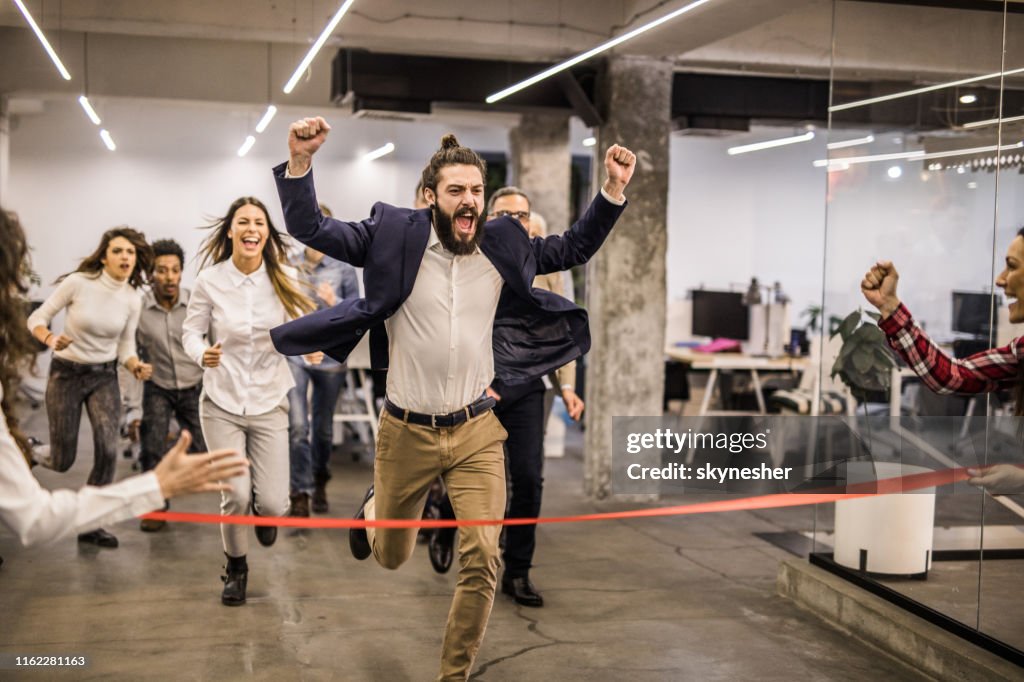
[183,196,316,607]
[0,208,246,549]
[26,227,156,549]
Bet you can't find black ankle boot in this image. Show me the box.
[221,555,248,606]
[312,473,330,514]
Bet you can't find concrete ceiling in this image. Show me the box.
[0,0,1021,107]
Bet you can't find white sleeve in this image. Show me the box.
[0,407,165,547]
[117,293,143,365]
[26,275,78,332]
[182,275,212,366]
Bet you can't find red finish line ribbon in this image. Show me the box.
[141,466,976,529]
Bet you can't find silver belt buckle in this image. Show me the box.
[431,413,438,429]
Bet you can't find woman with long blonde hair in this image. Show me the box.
[183,196,316,606]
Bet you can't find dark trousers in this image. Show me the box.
[495,385,546,578]
[140,382,206,472]
[45,357,121,486]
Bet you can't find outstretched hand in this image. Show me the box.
[152,431,248,500]
[602,144,636,201]
[860,260,901,318]
[288,116,332,176]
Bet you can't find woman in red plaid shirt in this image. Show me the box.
[861,227,1024,494]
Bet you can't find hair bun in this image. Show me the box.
[440,134,460,150]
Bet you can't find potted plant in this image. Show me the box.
[830,309,895,402]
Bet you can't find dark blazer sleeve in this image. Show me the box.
[272,161,376,267]
[531,192,627,275]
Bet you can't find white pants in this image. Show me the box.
[200,396,289,557]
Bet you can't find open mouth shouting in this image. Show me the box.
[453,208,477,240]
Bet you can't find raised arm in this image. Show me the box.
[273,117,374,265]
[532,145,634,274]
[863,260,1018,394]
[27,275,76,350]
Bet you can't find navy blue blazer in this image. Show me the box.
[269,162,627,387]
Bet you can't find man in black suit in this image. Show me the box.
[271,116,634,681]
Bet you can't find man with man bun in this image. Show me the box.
[270,116,635,681]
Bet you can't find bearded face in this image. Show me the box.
[432,203,486,256]
[427,163,487,256]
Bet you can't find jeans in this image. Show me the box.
[287,362,346,495]
[44,357,120,486]
[139,382,206,472]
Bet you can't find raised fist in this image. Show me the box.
[288,117,332,175]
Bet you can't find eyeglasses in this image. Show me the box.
[492,210,531,221]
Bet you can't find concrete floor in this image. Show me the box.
[1,407,934,681]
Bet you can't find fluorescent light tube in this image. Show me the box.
[814,140,1024,168]
[727,131,814,155]
[237,135,256,157]
[12,0,72,80]
[963,113,1024,130]
[826,135,874,150]
[99,129,116,151]
[255,105,278,133]
[364,142,395,161]
[78,96,101,125]
[283,0,356,94]
[486,0,714,104]
[830,67,1024,113]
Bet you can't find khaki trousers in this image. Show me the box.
[366,409,507,682]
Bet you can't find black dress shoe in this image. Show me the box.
[502,576,544,607]
[428,527,455,574]
[255,524,277,547]
[221,567,248,606]
[349,485,374,560]
[77,528,119,548]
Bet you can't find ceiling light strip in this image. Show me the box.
[78,95,101,125]
[830,67,1024,113]
[237,135,256,157]
[963,113,1024,130]
[282,0,356,94]
[99,129,116,151]
[12,0,72,80]
[826,135,874,150]
[815,141,1024,168]
[255,105,278,133]
[727,131,814,155]
[486,0,714,104]
[364,142,395,161]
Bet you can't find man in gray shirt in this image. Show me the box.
[137,239,206,532]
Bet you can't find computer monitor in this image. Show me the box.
[691,290,749,340]
[951,291,997,337]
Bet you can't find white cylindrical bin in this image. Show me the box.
[834,463,936,575]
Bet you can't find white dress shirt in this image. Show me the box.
[182,259,296,416]
[385,227,504,414]
[0,386,164,547]
[27,271,142,365]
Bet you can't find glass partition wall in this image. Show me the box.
[818,0,1024,658]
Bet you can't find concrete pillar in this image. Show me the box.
[508,113,570,234]
[0,96,9,205]
[584,57,673,500]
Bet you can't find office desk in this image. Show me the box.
[665,346,809,415]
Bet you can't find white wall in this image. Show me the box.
[667,126,1024,337]
[6,96,510,295]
